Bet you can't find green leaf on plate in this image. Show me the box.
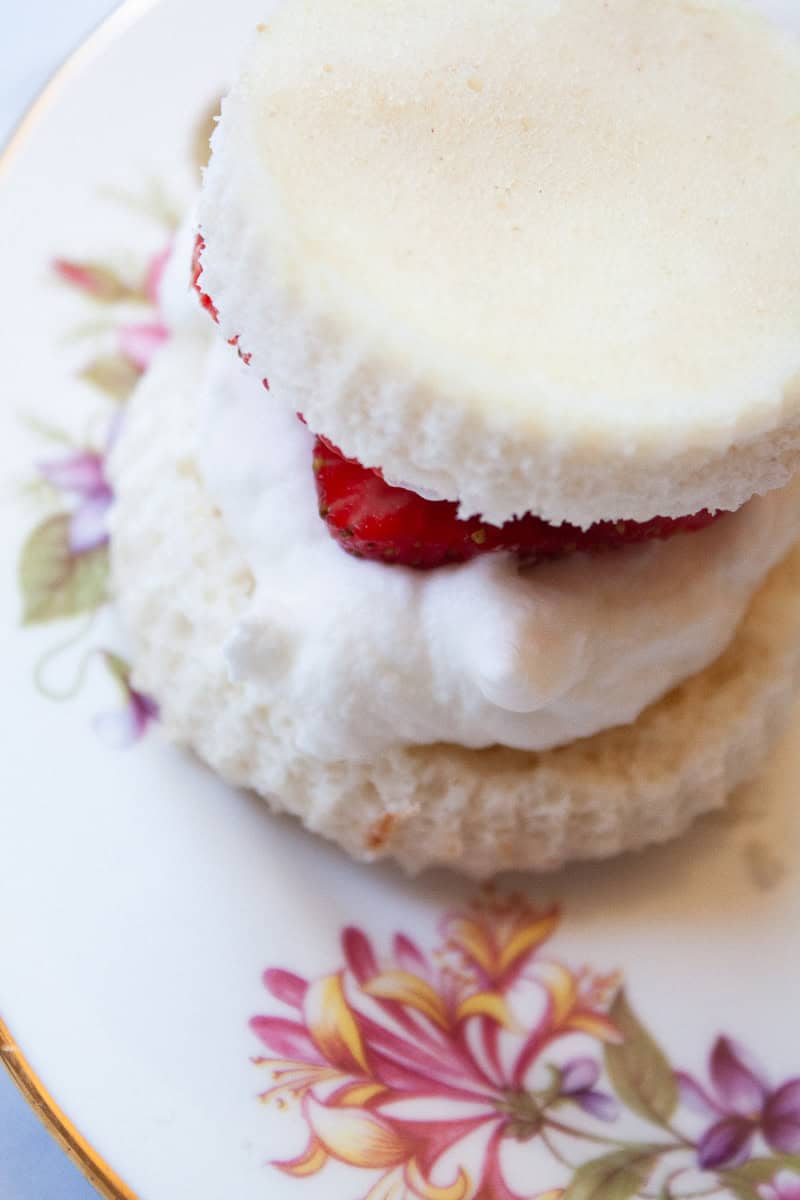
[99,180,182,230]
[722,1156,800,1200]
[19,413,79,447]
[101,650,132,697]
[563,1148,659,1200]
[604,990,678,1127]
[80,354,142,401]
[20,515,109,625]
[54,259,146,303]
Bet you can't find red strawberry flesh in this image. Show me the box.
[192,236,261,374]
[313,436,724,568]
[191,234,218,322]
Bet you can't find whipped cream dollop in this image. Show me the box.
[189,339,800,762]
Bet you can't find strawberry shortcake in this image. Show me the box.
[110,0,800,877]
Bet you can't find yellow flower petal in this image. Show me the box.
[275,1136,328,1178]
[534,1190,564,1200]
[567,1012,623,1044]
[334,1081,388,1106]
[307,1096,410,1169]
[445,918,496,975]
[538,963,577,1025]
[304,973,370,1074]
[406,1158,471,1200]
[497,910,559,974]
[455,990,519,1031]
[363,971,449,1030]
[365,1167,407,1200]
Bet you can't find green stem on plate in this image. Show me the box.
[34,613,98,701]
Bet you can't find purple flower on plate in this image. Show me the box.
[557,1058,619,1122]
[759,1171,800,1200]
[93,652,158,749]
[38,451,112,554]
[677,1037,800,1169]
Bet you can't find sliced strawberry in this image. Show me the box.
[192,236,266,379]
[313,436,723,568]
[191,234,218,322]
[229,335,252,366]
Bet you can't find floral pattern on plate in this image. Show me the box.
[14,110,218,745]
[251,890,800,1200]
[14,196,185,742]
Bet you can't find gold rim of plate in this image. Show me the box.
[0,1015,137,1200]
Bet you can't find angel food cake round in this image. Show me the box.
[111,0,800,878]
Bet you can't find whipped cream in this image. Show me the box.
[157,225,800,762]
[189,338,800,762]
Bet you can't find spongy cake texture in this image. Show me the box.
[198,0,800,527]
[110,347,800,878]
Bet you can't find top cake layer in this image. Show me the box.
[198,0,800,526]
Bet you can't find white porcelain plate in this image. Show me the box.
[2,3,800,1199]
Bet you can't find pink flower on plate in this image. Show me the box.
[117,243,172,371]
[54,241,172,308]
[53,258,130,300]
[118,321,169,371]
[678,1037,800,1169]
[55,243,173,373]
[759,1170,800,1200]
[38,451,112,554]
[93,652,158,749]
[252,898,621,1200]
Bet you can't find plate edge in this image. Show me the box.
[0,1014,138,1200]
[0,0,160,170]
[0,2,160,1196]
